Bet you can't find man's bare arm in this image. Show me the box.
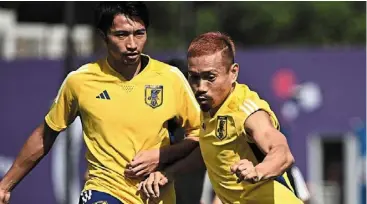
[245,111,294,180]
[163,146,204,178]
[0,122,59,191]
[138,147,204,198]
[126,137,200,177]
[160,137,199,165]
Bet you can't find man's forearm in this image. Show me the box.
[0,123,57,191]
[164,147,204,178]
[160,137,199,166]
[255,144,294,180]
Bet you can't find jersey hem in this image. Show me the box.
[44,116,65,132]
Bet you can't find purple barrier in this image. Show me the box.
[0,59,64,204]
[234,48,366,178]
[0,48,365,203]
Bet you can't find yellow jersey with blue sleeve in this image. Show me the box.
[45,54,201,204]
[199,83,303,204]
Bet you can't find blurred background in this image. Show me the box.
[0,1,365,204]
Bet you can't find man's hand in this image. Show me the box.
[230,159,261,184]
[0,188,10,204]
[125,149,160,178]
[138,171,170,198]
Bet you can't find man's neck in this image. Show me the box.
[107,56,142,81]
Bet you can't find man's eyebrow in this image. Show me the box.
[111,29,146,35]
[188,70,217,75]
[110,30,130,34]
[201,69,217,74]
[135,29,146,32]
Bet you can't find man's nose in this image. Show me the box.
[126,35,137,51]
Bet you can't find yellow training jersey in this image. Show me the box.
[45,55,201,204]
[199,83,303,204]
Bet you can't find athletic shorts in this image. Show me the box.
[79,190,123,204]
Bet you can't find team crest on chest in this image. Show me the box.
[216,116,228,140]
[145,85,163,108]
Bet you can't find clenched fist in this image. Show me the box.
[230,159,261,183]
[0,189,10,204]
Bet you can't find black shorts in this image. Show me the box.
[79,190,123,204]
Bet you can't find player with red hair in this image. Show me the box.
[137,32,303,203]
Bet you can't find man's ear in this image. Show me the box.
[97,29,107,42]
[230,63,239,83]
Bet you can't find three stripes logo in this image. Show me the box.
[96,90,111,100]
[239,99,259,115]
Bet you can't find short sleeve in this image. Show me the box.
[45,73,79,132]
[239,87,279,141]
[170,67,201,138]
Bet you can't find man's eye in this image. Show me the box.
[135,31,145,36]
[208,76,216,82]
[114,32,129,37]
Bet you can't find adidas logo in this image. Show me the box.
[96,90,111,100]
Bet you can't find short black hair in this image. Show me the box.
[95,2,149,36]
[167,58,188,79]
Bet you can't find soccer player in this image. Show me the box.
[138,32,303,204]
[0,2,201,204]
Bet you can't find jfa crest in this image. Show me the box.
[216,116,228,140]
[145,85,163,108]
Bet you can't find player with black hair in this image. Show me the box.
[0,2,200,204]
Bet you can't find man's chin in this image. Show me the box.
[199,104,211,112]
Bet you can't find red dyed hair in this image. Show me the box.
[187,31,235,66]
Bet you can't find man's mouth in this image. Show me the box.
[196,95,209,103]
[124,53,139,59]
